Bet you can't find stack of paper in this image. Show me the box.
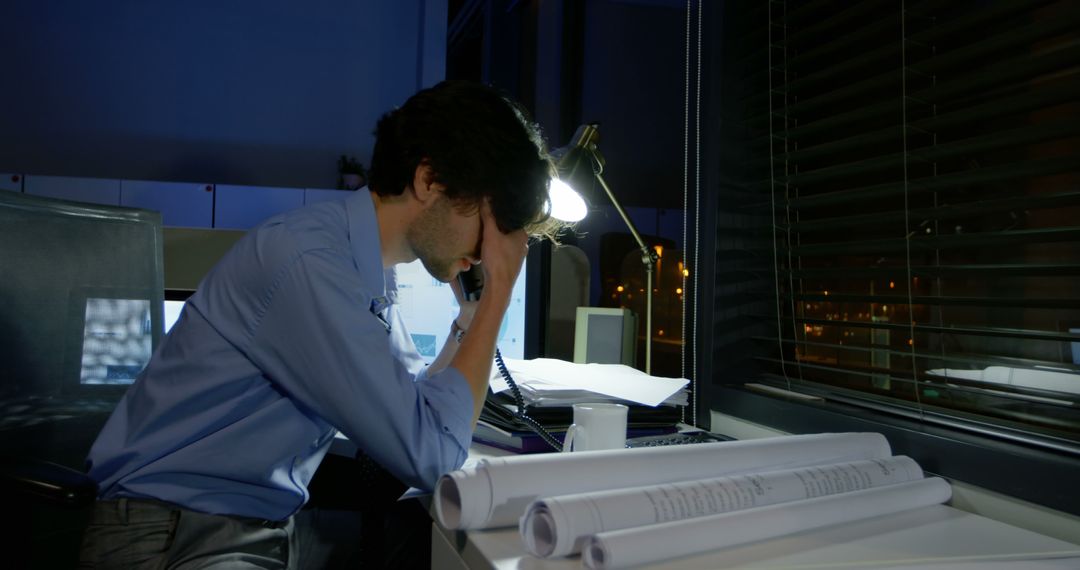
[489,357,689,407]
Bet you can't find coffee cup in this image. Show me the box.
[561,402,628,452]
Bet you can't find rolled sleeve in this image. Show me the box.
[418,366,475,452]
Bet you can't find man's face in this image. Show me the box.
[407,191,482,283]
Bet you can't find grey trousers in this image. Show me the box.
[78,498,299,569]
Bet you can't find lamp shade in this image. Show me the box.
[552,124,604,194]
[547,123,604,223]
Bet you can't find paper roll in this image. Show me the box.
[435,432,891,530]
[582,477,953,570]
[520,455,924,558]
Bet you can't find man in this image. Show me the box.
[79,80,556,568]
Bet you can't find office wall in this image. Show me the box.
[0,0,447,189]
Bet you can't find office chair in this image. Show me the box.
[0,188,164,567]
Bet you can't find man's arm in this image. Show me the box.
[424,280,476,378]
[448,202,528,425]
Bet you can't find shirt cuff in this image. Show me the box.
[420,366,475,451]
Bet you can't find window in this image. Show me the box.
[703,0,1080,513]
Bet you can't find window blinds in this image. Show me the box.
[717,0,1080,449]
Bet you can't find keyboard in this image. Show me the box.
[625,430,733,448]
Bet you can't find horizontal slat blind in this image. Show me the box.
[716,0,1080,449]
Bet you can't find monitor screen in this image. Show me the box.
[163,299,187,334]
[79,297,153,385]
[163,289,194,335]
[395,259,529,364]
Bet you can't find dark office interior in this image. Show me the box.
[1,0,1079,567]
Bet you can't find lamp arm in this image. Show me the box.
[594,173,653,263]
[594,171,657,374]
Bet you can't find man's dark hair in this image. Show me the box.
[368,80,554,234]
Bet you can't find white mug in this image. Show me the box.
[562,403,628,452]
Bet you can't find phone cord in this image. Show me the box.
[494,349,563,451]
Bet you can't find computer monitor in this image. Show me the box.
[163,300,185,334]
[395,257,530,364]
[162,289,195,336]
[395,246,544,364]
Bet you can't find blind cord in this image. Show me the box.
[768,0,793,387]
[692,0,702,428]
[680,0,703,428]
[780,1,804,388]
[900,1,925,420]
[681,0,691,423]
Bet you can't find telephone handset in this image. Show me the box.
[456,266,563,451]
[456,265,484,302]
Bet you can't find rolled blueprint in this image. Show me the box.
[582,477,953,570]
[435,432,891,530]
[521,455,924,558]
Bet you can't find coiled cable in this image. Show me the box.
[493,349,563,451]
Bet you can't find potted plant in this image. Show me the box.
[338,155,367,190]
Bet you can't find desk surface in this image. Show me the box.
[434,504,1080,569]
[432,445,1080,570]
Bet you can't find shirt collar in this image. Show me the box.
[345,189,391,300]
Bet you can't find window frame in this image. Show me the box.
[696,0,1080,518]
[707,385,1080,516]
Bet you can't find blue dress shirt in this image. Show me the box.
[86,191,475,520]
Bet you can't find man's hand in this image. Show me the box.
[476,200,528,301]
[448,201,529,424]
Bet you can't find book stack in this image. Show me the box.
[434,432,954,569]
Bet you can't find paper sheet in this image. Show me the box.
[925,366,1080,397]
[434,432,891,530]
[582,477,954,569]
[520,455,924,558]
[489,357,688,407]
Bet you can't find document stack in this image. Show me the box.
[476,358,691,452]
[489,357,690,408]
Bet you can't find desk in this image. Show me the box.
[430,445,1080,569]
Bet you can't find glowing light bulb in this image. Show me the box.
[548,178,587,222]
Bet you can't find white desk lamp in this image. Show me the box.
[551,124,657,374]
